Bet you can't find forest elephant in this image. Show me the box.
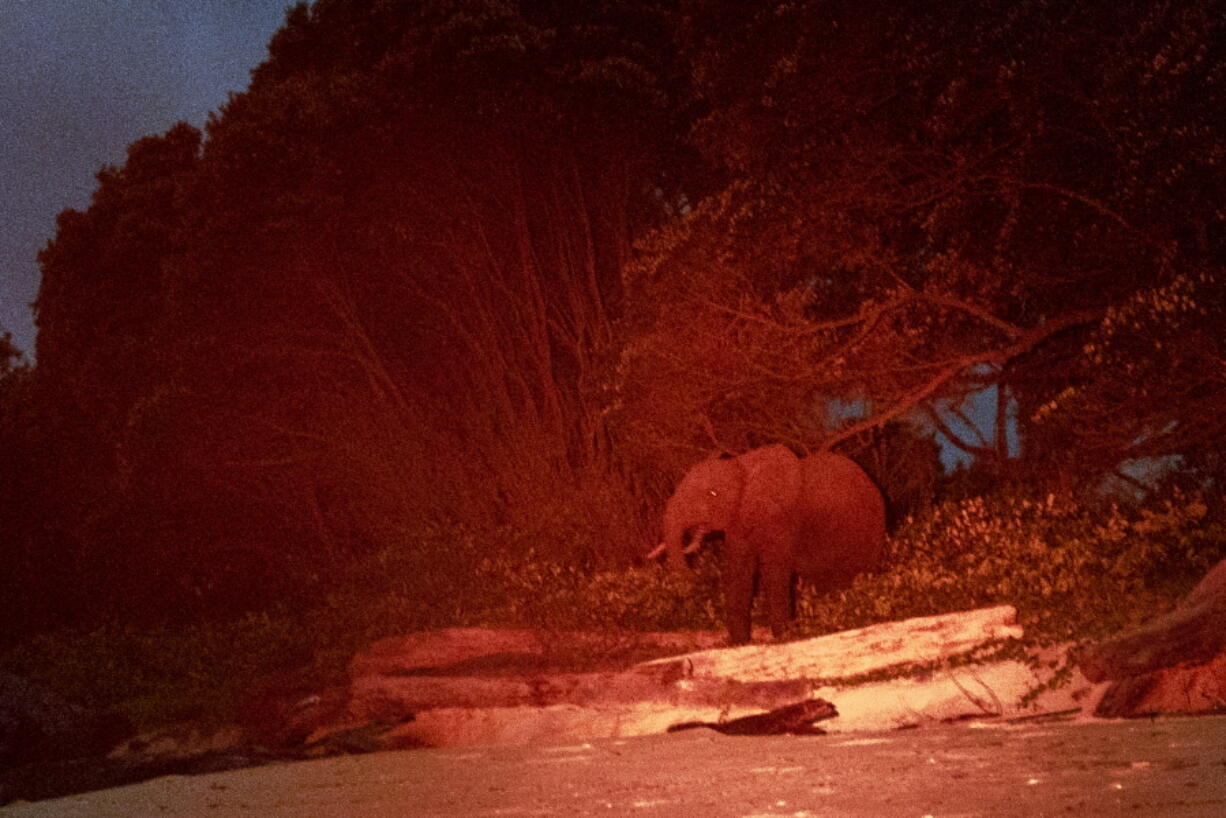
[658,444,886,644]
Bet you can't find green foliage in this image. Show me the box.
[0,612,306,729]
[795,489,1226,645]
[17,0,696,624]
[7,487,1222,730]
[0,333,54,639]
[0,532,721,728]
[12,0,1226,694]
[470,548,722,633]
[617,0,1226,491]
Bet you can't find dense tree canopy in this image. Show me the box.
[620,0,1224,486]
[3,0,1222,627]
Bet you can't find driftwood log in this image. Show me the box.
[639,605,1023,683]
[336,606,1029,748]
[348,606,1023,719]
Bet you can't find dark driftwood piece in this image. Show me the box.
[667,698,838,736]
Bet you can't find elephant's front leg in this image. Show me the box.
[760,560,793,640]
[721,539,757,645]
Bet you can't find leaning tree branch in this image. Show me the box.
[824,363,965,449]
[922,404,995,459]
[822,308,1103,449]
[913,291,1025,337]
[985,176,1174,253]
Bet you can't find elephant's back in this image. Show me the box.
[794,452,886,584]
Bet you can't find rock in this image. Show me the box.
[1094,652,1226,718]
[0,673,131,771]
[300,718,421,758]
[1079,558,1226,718]
[1080,559,1226,684]
[109,724,244,760]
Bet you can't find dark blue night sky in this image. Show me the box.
[1,0,292,358]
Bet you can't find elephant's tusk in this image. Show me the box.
[683,527,709,554]
[647,527,707,561]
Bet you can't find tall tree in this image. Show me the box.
[29,0,694,618]
[31,124,201,617]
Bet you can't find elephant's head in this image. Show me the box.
[660,453,743,571]
[659,445,803,571]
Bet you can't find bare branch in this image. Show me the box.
[914,292,1025,337]
[923,404,994,458]
[824,363,963,449]
[822,308,1102,448]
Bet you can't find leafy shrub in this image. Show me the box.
[7,488,1221,731]
[795,489,1225,645]
[0,611,308,729]
[469,547,722,633]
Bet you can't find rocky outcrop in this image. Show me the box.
[1080,558,1226,718]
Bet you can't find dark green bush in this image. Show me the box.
[469,547,722,633]
[0,611,307,729]
[795,489,1225,645]
[6,487,1221,730]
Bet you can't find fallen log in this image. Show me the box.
[348,628,728,678]
[334,606,1036,748]
[639,605,1023,683]
[346,606,1023,719]
[346,670,813,721]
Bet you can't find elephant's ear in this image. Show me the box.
[737,444,803,528]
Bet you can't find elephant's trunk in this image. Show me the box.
[660,512,694,572]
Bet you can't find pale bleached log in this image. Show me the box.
[345,607,1023,726]
[638,605,1024,683]
[308,607,1043,750]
